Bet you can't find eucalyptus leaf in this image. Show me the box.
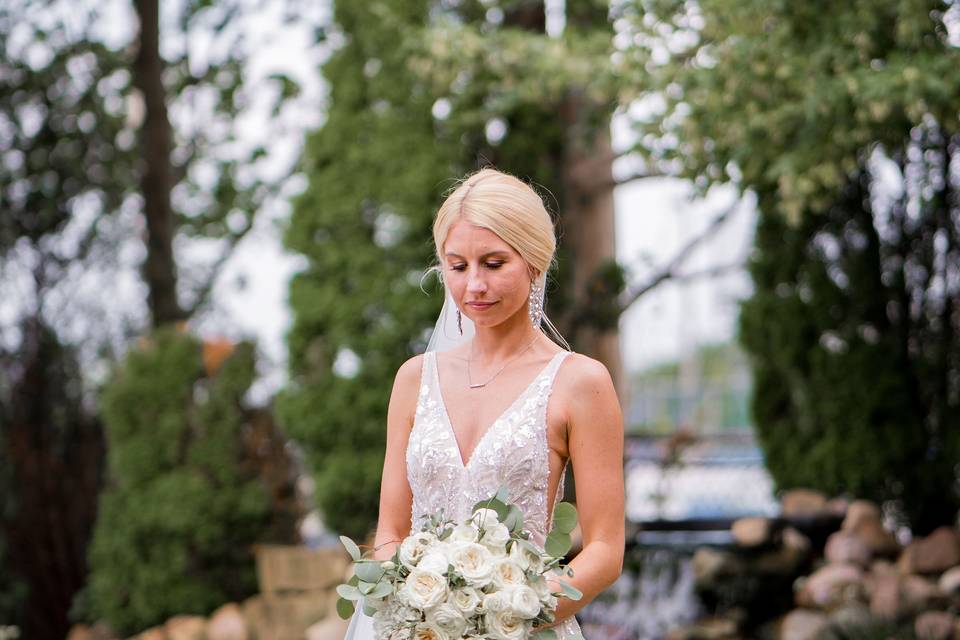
[495,485,510,502]
[362,598,378,616]
[552,502,577,534]
[532,630,558,640]
[340,535,361,561]
[358,580,376,595]
[503,505,523,532]
[544,531,572,558]
[336,597,355,619]
[336,584,362,601]
[354,561,385,583]
[369,581,394,598]
[559,580,582,601]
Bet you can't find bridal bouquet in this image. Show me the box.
[335,487,583,640]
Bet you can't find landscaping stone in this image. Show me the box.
[207,602,248,640]
[824,531,872,567]
[732,517,774,548]
[898,527,960,575]
[914,610,956,640]
[796,563,864,609]
[841,501,881,532]
[779,608,830,640]
[937,565,960,595]
[164,616,205,640]
[781,490,828,517]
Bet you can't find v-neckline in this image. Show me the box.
[432,351,563,470]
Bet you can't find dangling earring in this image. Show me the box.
[529,280,544,328]
[457,308,463,335]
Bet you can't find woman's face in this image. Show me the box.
[442,220,532,330]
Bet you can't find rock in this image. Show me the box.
[131,627,167,640]
[849,519,900,558]
[825,496,850,517]
[692,547,744,587]
[938,565,960,594]
[796,563,864,610]
[869,572,902,621]
[828,602,873,633]
[783,528,812,554]
[841,500,882,532]
[914,611,956,640]
[781,490,828,517]
[752,544,809,577]
[778,609,830,640]
[898,527,960,575]
[732,517,774,548]
[664,617,739,640]
[824,531,872,567]
[207,603,248,640]
[164,616,205,640]
[305,615,350,640]
[901,575,943,613]
[67,625,95,640]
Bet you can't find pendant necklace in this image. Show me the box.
[467,335,539,389]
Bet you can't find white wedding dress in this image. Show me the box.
[342,349,584,639]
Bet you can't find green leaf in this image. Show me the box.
[354,560,385,583]
[559,580,582,601]
[336,584,362,601]
[552,502,578,534]
[503,505,523,532]
[336,597,355,619]
[340,535,361,561]
[368,581,394,598]
[532,630,558,640]
[495,485,510,502]
[544,531,571,558]
[362,598,378,616]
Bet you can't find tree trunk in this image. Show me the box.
[133,0,183,327]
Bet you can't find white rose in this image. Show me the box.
[509,585,541,619]
[491,559,526,589]
[448,586,481,616]
[449,542,494,587]
[482,590,511,613]
[481,523,511,554]
[400,531,437,568]
[485,609,529,640]
[471,508,500,528]
[508,542,541,572]
[412,622,449,640]
[402,568,448,610]
[530,575,552,599]
[418,548,450,575]
[425,602,467,638]
[449,522,479,544]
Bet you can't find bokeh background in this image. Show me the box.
[2,1,959,639]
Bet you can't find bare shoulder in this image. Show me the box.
[393,353,425,395]
[387,353,426,432]
[557,352,615,395]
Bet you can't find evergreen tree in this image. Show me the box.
[630,0,960,531]
[86,329,271,635]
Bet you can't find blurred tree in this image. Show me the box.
[279,0,648,540]
[630,0,960,532]
[85,329,271,636]
[0,1,312,636]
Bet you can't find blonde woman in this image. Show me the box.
[343,168,625,639]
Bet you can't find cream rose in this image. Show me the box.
[448,586,481,616]
[491,559,526,589]
[449,522,479,544]
[471,508,500,528]
[509,585,541,619]
[400,531,437,568]
[481,590,511,613]
[449,542,493,587]
[480,522,511,554]
[485,609,528,640]
[425,602,467,638]
[412,622,449,640]
[401,568,448,610]
[508,541,541,572]
[417,547,450,575]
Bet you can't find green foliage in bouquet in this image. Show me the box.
[335,487,585,640]
[85,329,272,635]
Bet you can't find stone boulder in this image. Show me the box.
[898,527,960,575]
[840,500,881,532]
[781,490,828,517]
[164,616,205,640]
[795,563,864,610]
[938,565,960,595]
[778,609,830,640]
[824,531,872,567]
[207,603,248,640]
[914,610,956,640]
[732,517,776,548]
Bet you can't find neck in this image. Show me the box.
[470,306,542,365]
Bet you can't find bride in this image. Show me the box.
[343,168,625,639]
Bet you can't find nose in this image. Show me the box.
[466,267,487,295]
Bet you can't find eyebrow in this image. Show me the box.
[444,251,510,259]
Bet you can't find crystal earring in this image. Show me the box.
[529,280,544,328]
[456,308,463,335]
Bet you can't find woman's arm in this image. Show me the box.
[371,354,423,561]
[537,355,625,628]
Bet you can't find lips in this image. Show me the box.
[466,301,497,309]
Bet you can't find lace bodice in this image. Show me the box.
[406,350,583,639]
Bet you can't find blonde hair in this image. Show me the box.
[432,168,556,279]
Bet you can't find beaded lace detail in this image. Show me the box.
[406,350,583,639]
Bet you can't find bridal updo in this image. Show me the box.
[432,168,557,279]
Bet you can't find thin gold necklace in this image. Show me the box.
[467,335,539,389]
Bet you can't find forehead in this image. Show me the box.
[444,220,517,256]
